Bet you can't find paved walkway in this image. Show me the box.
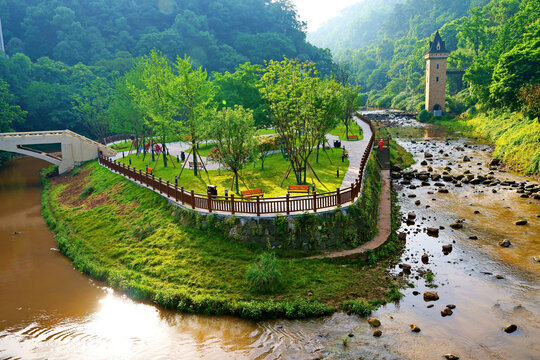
[307,169,392,259]
[112,118,374,181]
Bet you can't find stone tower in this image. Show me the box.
[425,31,449,115]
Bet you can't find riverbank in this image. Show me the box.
[430,111,540,176]
[41,160,405,320]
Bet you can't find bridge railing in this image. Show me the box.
[98,116,375,216]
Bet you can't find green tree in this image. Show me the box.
[169,55,216,176]
[340,84,363,138]
[210,106,257,194]
[74,78,112,143]
[0,80,26,132]
[457,7,489,57]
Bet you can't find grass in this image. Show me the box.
[330,122,363,141]
[256,128,276,135]
[117,149,348,197]
[41,160,405,320]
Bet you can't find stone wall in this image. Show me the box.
[173,156,382,251]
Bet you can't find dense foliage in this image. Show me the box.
[0,0,332,73]
[319,0,539,117]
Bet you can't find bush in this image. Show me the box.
[343,298,372,316]
[417,109,433,123]
[246,252,283,294]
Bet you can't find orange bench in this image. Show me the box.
[288,184,310,194]
[348,135,359,140]
[241,188,263,199]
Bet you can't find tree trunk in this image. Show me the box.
[192,142,198,177]
[235,171,239,195]
[316,144,319,164]
[162,139,167,167]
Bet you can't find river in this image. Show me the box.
[1,116,539,359]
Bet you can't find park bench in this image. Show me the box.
[241,188,263,199]
[348,134,359,140]
[188,161,202,168]
[288,184,310,194]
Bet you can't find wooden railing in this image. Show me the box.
[98,115,376,216]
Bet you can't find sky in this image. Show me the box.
[292,0,361,32]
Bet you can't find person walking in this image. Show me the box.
[379,139,385,152]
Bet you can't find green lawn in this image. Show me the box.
[42,161,404,319]
[117,148,348,197]
[330,121,363,141]
[256,128,276,135]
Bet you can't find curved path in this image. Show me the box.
[111,116,374,183]
[308,169,391,259]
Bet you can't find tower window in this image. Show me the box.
[436,76,439,82]
[436,64,439,69]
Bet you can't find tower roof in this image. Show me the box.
[426,30,448,54]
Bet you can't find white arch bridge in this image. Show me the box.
[0,130,116,174]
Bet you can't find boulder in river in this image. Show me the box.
[421,160,428,166]
[490,158,501,166]
[424,291,439,301]
[469,235,478,240]
[368,317,381,327]
[441,307,453,317]
[450,222,463,229]
[373,329,382,337]
[427,227,439,236]
[442,244,453,254]
[438,188,449,194]
[503,324,517,333]
[409,324,421,332]
[424,152,433,158]
[444,355,460,360]
[499,239,512,248]
[408,212,416,220]
[421,253,429,264]
[532,255,540,262]
[463,156,470,162]
[515,220,528,226]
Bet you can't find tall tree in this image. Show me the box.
[209,106,257,194]
[169,55,216,176]
[340,84,363,139]
[74,78,112,143]
[0,80,26,132]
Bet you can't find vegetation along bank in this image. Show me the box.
[41,159,405,320]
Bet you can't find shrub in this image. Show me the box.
[71,167,80,177]
[386,287,404,302]
[343,298,372,316]
[246,252,283,294]
[417,109,433,123]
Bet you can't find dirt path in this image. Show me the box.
[308,169,391,259]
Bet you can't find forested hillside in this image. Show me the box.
[0,0,331,73]
[0,0,334,143]
[330,0,538,117]
[307,0,402,55]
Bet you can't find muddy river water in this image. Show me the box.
[1,115,539,359]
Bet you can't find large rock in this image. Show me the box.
[442,244,453,254]
[373,329,382,337]
[450,222,463,229]
[368,317,381,327]
[504,324,517,333]
[427,227,439,236]
[424,152,433,158]
[499,239,511,248]
[421,253,429,264]
[515,220,528,226]
[490,158,501,166]
[533,255,540,262]
[424,291,439,301]
[409,324,421,332]
[441,307,453,317]
[444,355,460,360]
[408,212,416,220]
